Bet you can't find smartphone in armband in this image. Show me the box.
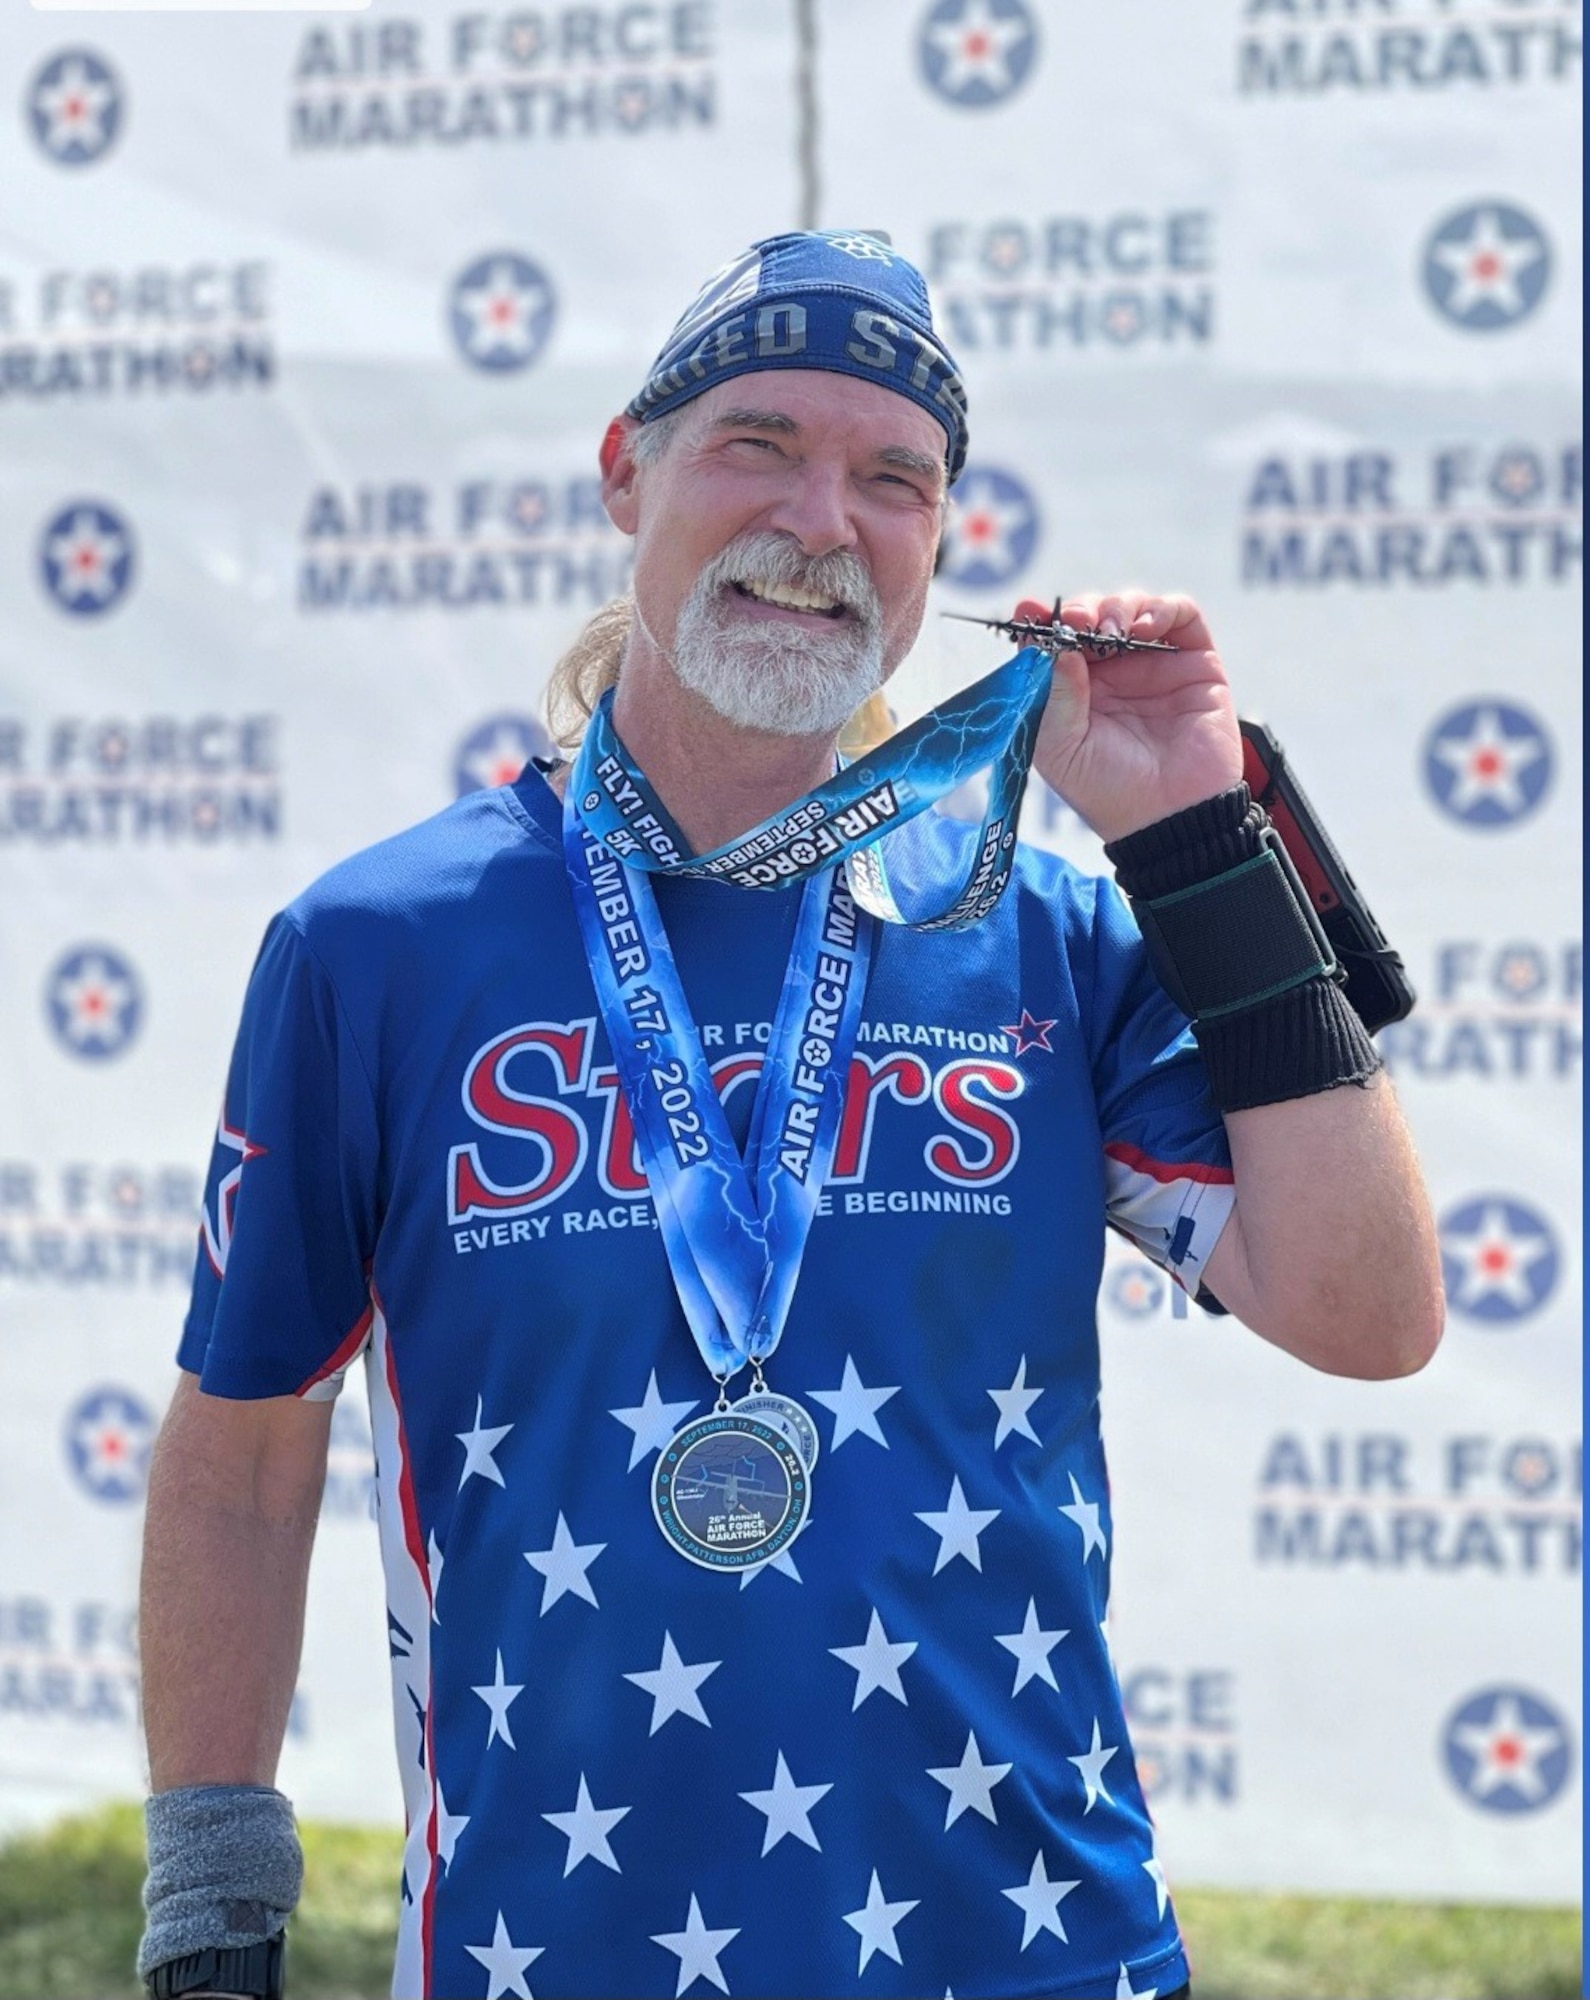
[1238,718,1417,1036]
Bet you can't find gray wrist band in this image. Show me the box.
[138,1785,303,1981]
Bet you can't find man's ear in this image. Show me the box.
[600,417,643,534]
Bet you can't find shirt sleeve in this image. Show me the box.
[1086,874,1236,1297]
[178,913,381,1399]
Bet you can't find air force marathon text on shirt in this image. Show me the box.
[180,769,1234,2000]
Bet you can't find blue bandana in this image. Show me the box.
[626,230,969,484]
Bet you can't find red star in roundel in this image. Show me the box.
[1001,1008,1057,1055]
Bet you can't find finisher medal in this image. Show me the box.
[653,1413,810,1571]
[730,1391,821,1472]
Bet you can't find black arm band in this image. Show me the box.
[146,1935,285,1999]
[1107,786,1382,1112]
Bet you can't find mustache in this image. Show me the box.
[698,531,883,630]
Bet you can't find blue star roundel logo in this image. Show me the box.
[918,0,1039,108]
[1438,1193,1559,1324]
[1422,202,1552,332]
[940,464,1042,590]
[1442,1686,1573,1814]
[453,713,552,797]
[448,252,557,373]
[1422,699,1552,830]
[38,499,137,617]
[44,943,144,1060]
[64,1385,156,1503]
[27,48,124,167]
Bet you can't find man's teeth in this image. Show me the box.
[736,578,841,614]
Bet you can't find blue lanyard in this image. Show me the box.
[564,795,873,1383]
[569,643,1053,932]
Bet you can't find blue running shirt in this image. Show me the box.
[180,768,1235,2000]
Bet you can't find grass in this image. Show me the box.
[0,1806,1576,1998]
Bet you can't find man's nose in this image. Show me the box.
[765,461,859,558]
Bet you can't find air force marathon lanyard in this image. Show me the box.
[562,644,1052,1569]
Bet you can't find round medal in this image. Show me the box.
[730,1391,821,1473]
[652,1414,809,1572]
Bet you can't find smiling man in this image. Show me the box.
[137,232,1441,2000]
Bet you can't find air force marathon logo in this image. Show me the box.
[64,1386,156,1503]
[1422,203,1552,333]
[45,945,144,1061]
[1438,1194,1560,1325]
[38,501,137,618]
[449,252,556,372]
[1443,1687,1573,1814]
[918,0,1039,108]
[1422,700,1552,830]
[27,49,124,168]
[454,714,552,797]
[940,466,1042,591]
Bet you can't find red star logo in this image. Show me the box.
[1001,1007,1057,1055]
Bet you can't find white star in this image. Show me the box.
[1431,708,1548,814]
[842,1869,919,1973]
[1002,1850,1081,1950]
[650,1894,738,1997]
[1059,1471,1108,1561]
[738,1543,804,1590]
[457,260,549,359]
[471,1649,523,1750]
[456,1395,513,1489]
[926,0,1029,93]
[522,1513,605,1613]
[464,1911,543,2000]
[1452,1693,1565,1801]
[830,1607,917,1709]
[1442,1202,1554,1312]
[609,1369,699,1470]
[36,60,115,151]
[1069,1716,1120,1813]
[624,1631,721,1734]
[435,1781,469,1872]
[1143,1853,1169,1919]
[427,1531,444,1622]
[739,1750,833,1855]
[995,1598,1069,1694]
[1432,208,1547,317]
[927,1729,1013,1828]
[541,1772,630,1876]
[947,478,1031,570]
[46,511,126,605]
[809,1354,899,1449]
[54,955,134,1045]
[988,1354,1043,1447]
[1118,1963,1159,1999]
[916,1475,1000,1573]
[463,723,538,791]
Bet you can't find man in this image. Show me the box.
[138,232,1442,2000]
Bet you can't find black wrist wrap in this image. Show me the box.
[1106,785,1382,1112]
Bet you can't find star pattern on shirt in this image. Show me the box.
[456,1395,513,1488]
[809,1353,900,1449]
[738,1544,804,1590]
[609,1369,698,1470]
[650,1893,738,1997]
[1143,1851,1170,1919]
[426,1532,444,1621]
[435,1781,470,1873]
[995,1598,1070,1694]
[1059,1471,1108,1561]
[830,1607,917,1708]
[916,1475,1000,1572]
[1000,1007,1057,1056]
[471,1649,523,1750]
[843,1869,919,1973]
[542,1772,630,1876]
[1002,1849,1082,1949]
[1069,1717,1120,1813]
[522,1512,605,1613]
[988,1355,1043,1447]
[739,1750,834,1854]
[927,1729,1013,1827]
[624,1630,721,1734]
[464,1911,543,1998]
[1118,1963,1159,1999]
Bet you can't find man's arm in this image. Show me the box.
[141,1372,332,1790]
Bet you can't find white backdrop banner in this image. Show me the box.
[0,0,1580,1910]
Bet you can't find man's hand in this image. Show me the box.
[1028,591,1245,843]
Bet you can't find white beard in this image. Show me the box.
[668,531,886,737]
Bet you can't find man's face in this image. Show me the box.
[602,371,948,734]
